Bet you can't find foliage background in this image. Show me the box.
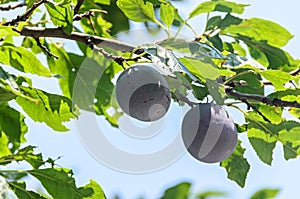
[0,0,300,198]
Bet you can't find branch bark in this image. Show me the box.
[0,2,26,11]
[225,86,300,108]
[19,27,135,52]
[3,0,47,26]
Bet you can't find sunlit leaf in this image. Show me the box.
[81,179,107,199]
[0,26,19,37]
[45,2,73,34]
[0,133,11,159]
[260,70,294,90]
[0,44,51,77]
[223,18,292,48]
[117,0,156,22]
[0,146,44,169]
[160,3,175,29]
[250,188,280,199]
[16,87,78,132]
[160,182,191,199]
[180,58,219,80]
[189,1,249,19]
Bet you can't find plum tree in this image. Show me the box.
[115,64,171,121]
[181,103,238,163]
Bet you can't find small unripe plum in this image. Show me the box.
[181,103,237,163]
[116,64,171,122]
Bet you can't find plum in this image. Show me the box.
[115,64,171,122]
[181,103,237,163]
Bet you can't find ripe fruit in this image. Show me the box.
[181,103,237,163]
[115,64,171,122]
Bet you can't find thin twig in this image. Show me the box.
[225,86,300,108]
[241,99,270,122]
[3,0,47,26]
[290,67,300,76]
[0,2,26,11]
[73,11,95,21]
[34,38,59,59]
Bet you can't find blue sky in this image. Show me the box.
[3,0,300,198]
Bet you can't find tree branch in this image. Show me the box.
[73,11,95,21]
[19,27,135,52]
[3,0,47,26]
[0,2,26,11]
[74,0,84,15]
[225,86,300,109]
[34,38,59,59]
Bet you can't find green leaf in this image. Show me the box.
[80,13,112,37]
[94,0,110,5]
[229,70,264,95]
[22,37,43,54]
[0,104,27,151]
[260,70,294,90]
[197,191,227,199]
[250,188,280,199]
[160,3,175,29]
[247,44,269,66]
[48,45,85,98]
[236,36,289,69]
[206,79,225,105]
[219,13,242,29]
[0,26,19,37]
[16,87,78,132]
[247,128,277,165]
[117,0,156,22]
[180,58,219,80]
[101,0,130,35]
[0,133,11,158]
[160,182,191,199]
[29,168,94,199]
[0,44,51,77]
[189,1,249,19]
[223,18,292,48]
[81,179,107,199]
[205,16,221,31]
[220,140,250,188]
[9,181,47,199]
[45,2,73,34]
[1,146,44,169]
[257,105,282,124]
[246,111,300,161]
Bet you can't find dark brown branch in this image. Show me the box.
[85,37,125,66]
[241,99,270,122]
[290,67,300,76]
[19,27,135,52]
[0,2,26,11]
[3,0,47,26]
[74,0,84,15]
[34,38,59,59]
[73,11,95,21]
[225,86,300,109]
